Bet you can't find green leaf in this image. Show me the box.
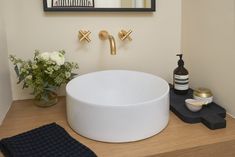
[44,83,57,93]
[17,75,25,84]
[14,65,19,77]
[44,87,56,93]
[22,82,28,89]
[43,82,49,88]
[71,73,78,78]
[48,84,57,88]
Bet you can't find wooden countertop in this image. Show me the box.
[0,97,235,157]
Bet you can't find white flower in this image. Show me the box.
[65,72,71,79]
[53,65,60,71]
[32,64,38,69]
[24,63,30,69]
[26,75,32,80]
[39,52,50,61]
[9,55,15,62]
[50,51,65,66]
[47,67,54,72]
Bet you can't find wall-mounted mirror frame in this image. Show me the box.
[43,0,156,12]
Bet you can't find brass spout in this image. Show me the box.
[99,30,116,55]
[108,35,116,55]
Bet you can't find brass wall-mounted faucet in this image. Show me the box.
[99,30,116,55]
[118,29,133,41]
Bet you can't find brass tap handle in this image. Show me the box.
[118,29,133,41]
[79,30,91,42]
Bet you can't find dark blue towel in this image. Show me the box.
[0,123,97,157]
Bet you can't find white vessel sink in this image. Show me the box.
[66,70,169,143]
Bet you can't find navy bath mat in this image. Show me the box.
[0,123,97,157]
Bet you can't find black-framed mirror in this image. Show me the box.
[43,0,156,12]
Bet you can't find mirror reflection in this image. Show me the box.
[95,0,152,8]
[47,0,152,8]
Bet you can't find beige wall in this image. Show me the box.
[3,0,181,100]
[0,1,13,124]
[3,0,234,118]
[182,0,235,116]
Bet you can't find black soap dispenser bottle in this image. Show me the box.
[173,54,189,95]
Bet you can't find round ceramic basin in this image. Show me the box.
[66,70,169,143]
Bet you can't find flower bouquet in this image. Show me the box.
[10,50,78,107]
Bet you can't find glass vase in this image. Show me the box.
[34,92,58,107]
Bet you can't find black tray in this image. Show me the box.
[170,85,226,130]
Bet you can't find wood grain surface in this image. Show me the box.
[0,97,235,157]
